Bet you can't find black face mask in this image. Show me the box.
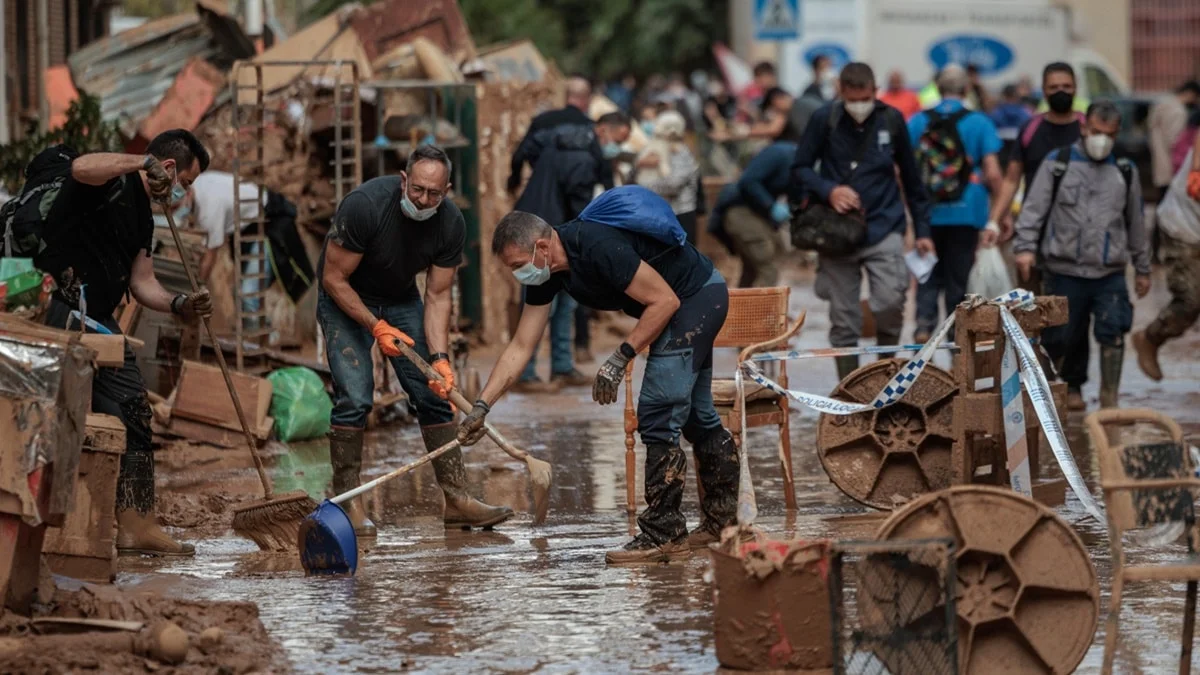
[1047,90,1075,114]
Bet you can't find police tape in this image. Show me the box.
[739,288,1105,521]
[733,367,758,526]
[746,338,1039,363]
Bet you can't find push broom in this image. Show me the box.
[161,205,316,551]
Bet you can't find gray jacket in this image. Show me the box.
[1013,143,1150,278]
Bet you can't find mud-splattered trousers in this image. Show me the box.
[1042,271,1133,390]
[635,270,739,545]
[45,300,156,513]
[317,290,453,429]
[1145,232,1200,347]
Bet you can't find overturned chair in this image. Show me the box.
[622,286,806,513]
[1087,408,1200,675]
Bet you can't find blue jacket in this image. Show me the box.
[711,142,796,228]
[790,102,932,244]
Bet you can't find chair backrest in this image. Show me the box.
[714,287,790,350]
[1089,410,1192,537]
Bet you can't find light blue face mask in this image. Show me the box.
[602,142,622,159]
[640,121,655,136]
[170,166,187,204]
[400,194,438,221]
[513,244,551,286]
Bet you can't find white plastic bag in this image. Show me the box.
[967,246,1014,299]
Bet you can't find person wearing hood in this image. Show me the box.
[1013,102,1150,410]
[791,62,935,379]
[317,145,514,538]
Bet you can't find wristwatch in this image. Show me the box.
[430,352,450,363]
[170,293,188,315]
[143,154,157,171]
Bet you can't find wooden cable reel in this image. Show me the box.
[870,486,1098,674]
[817,359,958,510]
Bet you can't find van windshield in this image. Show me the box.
[1084,65,1122,98]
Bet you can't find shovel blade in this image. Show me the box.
[298,500,359,575]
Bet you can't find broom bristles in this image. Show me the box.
[231,491,319,552]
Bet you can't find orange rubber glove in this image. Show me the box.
[429,358,456,400]
[372,320,413,358]
[1188,170,1200,201]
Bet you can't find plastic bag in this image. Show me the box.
[967,246,1014,300]
[267,367,332,442]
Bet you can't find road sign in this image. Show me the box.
[755,0,800,41]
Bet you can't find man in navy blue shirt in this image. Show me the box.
[709,142,796,287]
[907,65,1004,342]
[791,62,934,378]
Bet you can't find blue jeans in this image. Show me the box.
[241,241,276,316]
[317,290,453,429]
[521,290,576,380]
[637,270,729,446]
[1042,271,1133,390]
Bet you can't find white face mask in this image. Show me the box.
[1084,133,1115,161]
[844,100,875,123]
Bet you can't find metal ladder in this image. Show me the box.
[228,60,362,371]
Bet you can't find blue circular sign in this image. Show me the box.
[802,43,852,70]
[927,34,1014,76]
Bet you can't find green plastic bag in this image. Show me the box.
[267,367,333,442]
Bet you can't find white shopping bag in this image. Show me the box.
[967,246,1014,299]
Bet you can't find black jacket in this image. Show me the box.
[514,126,600,225]
[509,105,613,192]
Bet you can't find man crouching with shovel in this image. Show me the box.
[458,192,741,563]
[318,145,512,535]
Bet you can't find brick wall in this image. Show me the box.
[1132,0,1200,91]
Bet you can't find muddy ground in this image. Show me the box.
[87,266,1200,673]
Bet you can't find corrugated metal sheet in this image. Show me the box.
[67,14,218,137]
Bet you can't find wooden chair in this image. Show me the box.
[622,287,806,514]
[1086,408,1200,675]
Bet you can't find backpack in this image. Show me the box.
[915,108,973,203]
[0,144,79,259]
[577,185,687,247]
[1019,112,1086,150]
[1036,145,1135,260]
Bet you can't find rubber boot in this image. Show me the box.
[423,423,514,529]
[1099,343,1124,409]
[835,355,860,382]
[329,426,376,538]
[113,444,193,557]
[875,332,900,360]
[607,443,692,564]
[1132,330,1163,382]
[687,428,739,550]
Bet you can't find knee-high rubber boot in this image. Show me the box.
[607,443,691,564]
[1099,343,1124,409]
[422,423,513,529]
[688,428,740,549]
[116,448,195,557]
[835,355,860,381]
[329,426,376,537]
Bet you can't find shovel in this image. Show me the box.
[392,340,552,524]
[299,438,460,575]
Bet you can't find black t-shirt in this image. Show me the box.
[526,220,715,318]
[38,173,154,320]
[1015,116,1082,190]
[318,176,464,305]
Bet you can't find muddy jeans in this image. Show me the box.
[317,290,453,428]
[1042,271,1133,390]
[1145,231,1200,346]
[45,300,155,513]
[816,232,908,347]
[723,206,781,288]
[636,270,729,544]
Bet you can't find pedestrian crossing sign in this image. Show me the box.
[754,0,800,41]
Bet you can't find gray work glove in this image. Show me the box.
[592,348,632,406]
[144,155,173,203]
[457,399,490,446]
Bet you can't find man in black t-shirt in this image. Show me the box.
[40,129,213,556]
[457,208,741,565]
[317,145,512,535]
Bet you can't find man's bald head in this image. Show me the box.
[566,76,592,110]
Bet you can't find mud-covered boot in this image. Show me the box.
[607,443,691,564]
[1099,343,1125,409]
[835,355,860,381]
[1132,330,1163,382]
[687,428,739,550]
[329,426,376,538]
[114,447,193,556]
[423,423,513,529]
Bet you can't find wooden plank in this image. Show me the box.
[954,393,1002,435]
[79,334,125,367]
[956,296,1069,335]
[117,300,141,335]
[172,359,272,433]
[83,414,125,454]
[163,415,273,447]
